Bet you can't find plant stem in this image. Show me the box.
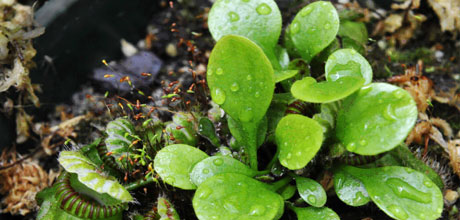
[124,177,157,191]
[268,176,293,192]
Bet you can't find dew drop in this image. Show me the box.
[324,22,331,30]
[223,201,239,213]
[386,178,431,203]
[322,1,328,6]
[359,139,367,146]
[230,82,240,92]
[249,205,265,216]
[291,22,300,34]
[437,208,442,213]
[284,142,288,146]
[256,3,272,15]
[212,88,226,105]
[309,185,316,191]
[350,49,357,55]
[254,91,260,98]
[198,187,212,199]
[300,6,313,17]
[246,75,253,80]
[423,180,433,188]
[228,11,240,22]
[216,67,224,75]
[296,151,302,156]
[404,167,413,173]
[393,90,404,99]
[346,142,357,151]
[202,168,210,174]
[286,153,292,159]
[308,27,317,33]
[419,213,426,219]
[388,205,408,220]
[213,158,224,166]
[383,104,397,121]
[207,69,213,76]
[239,107,253,122]
[307,195,316,204]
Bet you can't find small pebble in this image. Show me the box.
[166,43,178,57]
[444,189,459,206]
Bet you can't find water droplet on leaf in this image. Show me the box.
[256,3,271,15]
[383,105,397,121]
[239,107,253,122]
[301,6,313,16]
[324,22,331,30]
[291,22,300,34]
[230,82,240,92]
[307,195,316,204]
[246,75,253,80]
[213,158,223,166]
[202,168,210,174]
[212,88,226,105]
[254,91,260,98]
[198,187,212,199]
[393,90,404,99]
[249,205,265,216]
[386,178,431,203]
[216,68,224,75]
[228,12,239,22]
[359,139,367,146]
[388,205,409,220]
[346,142,357,151]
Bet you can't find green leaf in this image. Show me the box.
[312,101,341,138]
[208,35,275,169]
[275,70,299,82]
[104,118,138,169]
[165,113,198,146]
[291,206,340,220]
[296,177,327,207]
[153,144,208,190]
[275,114,323,170]
[278,184,296,200]
[193,173,284,220]
[287,1,339,62]
[227,115,267,149]
[336,83,418,155]
[291,76,365,103]
[197,117,220,147]
[325,48,373,85]
[338,20,368,46]
[389,145,444,189]
[208,0,282,68]
[190,156,259,186]
[274,45,290,69]
[341,166,443,220]
[333,167,370,206]
[58,151,133,202]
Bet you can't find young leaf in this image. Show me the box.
[325,48,373,85]
[336,83,418,155]
[275,69,299,82]
[58,151,133,202]
[193,173,284,220]
[338,20,368,46]
[341,166,443,220]
[275,114,323,170]
[290,206,340,220]
[291,76,365,103]
[278,184,296,200]
[207,35,275,169]
[208,0,282,68]
[153,144,208,190]
[190,156,259,186]
[296,177,327,207]
[287,1,339,62]
[333,167,370,206]
[104,117,138,169]
[197,117,220,147]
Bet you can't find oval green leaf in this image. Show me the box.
[287,1,339,62]
[193,173,284,220]
[58,151,133,202]
[336,83,418,155]
[341,166,443,220]
[153,144,208,190]
[275,114,323,170]
[278,184,296,200]
[333,167,370,206]
[208,35,275,124]
[291,76,365,103]
[325,48,373,85]
[208,0,281,56]
[296,177,327,207]
[275,70,299,83]
[292,206,340,220]
[190,156,258,186]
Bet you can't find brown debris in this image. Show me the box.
[0,151,58,215]
[427,0,460,32]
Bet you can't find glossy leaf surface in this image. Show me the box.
[287,1,339,62]
[193,173,284,220]
[296,177,327,207]
[275,114,323,170]
[208,0,281,58]
[325,48,373,85]
[274,70,299,82]
[341,166,443,220]
[207,35,274,169]
[58,151,133,202]
[336,83,418,155]
[291,76,364,103]
[153,144,208,190]
[190,156,258,186]
[278,184,296,200]
[292,206,340,220]
[333,167,370,206]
